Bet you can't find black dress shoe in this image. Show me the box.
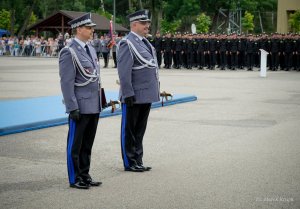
[70,180,90,189]
[137,165,152,171]
[84,178,102,186]
[124,165,144,172]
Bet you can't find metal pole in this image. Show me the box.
[101,0,105,12]
[240,8,242,34]
[113,0,116,34]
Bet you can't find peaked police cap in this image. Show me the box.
[127,10,151,22]
[68,13,96,29]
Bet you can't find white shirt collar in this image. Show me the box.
[131,31,144,41]
[74,37,87,49]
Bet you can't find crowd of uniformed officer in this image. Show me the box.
[147,32,300,71]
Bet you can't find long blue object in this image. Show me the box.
[0,91,197,136]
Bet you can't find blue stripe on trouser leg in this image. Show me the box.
[121,103,129,168]
[67,119,76,184]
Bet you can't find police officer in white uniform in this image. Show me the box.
[117,10,160,172]
[59,13,102,189]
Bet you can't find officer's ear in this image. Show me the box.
[130,21,136,28]
[76,26,85,34]
[75,27,81,35]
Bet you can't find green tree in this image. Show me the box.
[61,0,86,11]
[17,0,38,37]
[0,9,11,30]
[29,12,38,26]
[148,0,164,35]
[195,13,212,33]
[0,0,280,36]
[289,10,300,33]
[96,9,112,20]
[1,0,23,35]
[242,11,254,34]
[163,0,200,32]
[160,19,181,34]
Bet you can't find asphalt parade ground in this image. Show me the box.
[0,57,299,209]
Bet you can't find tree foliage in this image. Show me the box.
[242,11,254,34]
[195,13,212,33]
[0,9,11,30]
[289,10,300,33]
[29,12,38,26]
[160,19,181,34]
[0,0,279,36]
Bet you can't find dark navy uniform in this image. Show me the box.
[181,38,187,68]
[270,38,280,70]
[246,38,254,70]
[154,34,162,68]
[203,39,209,68]
[284,38,294,71]
[162,35,172,69]
[148,36,155,47]
[238,37,246,69]
[197,38,205,69]
[208,37,217,69]
[296,38,300,70]
[192,38,198,67]
[229,38,238,70]
[253,39,259,67]
[173,37,183,69]
[186,38,194,69]
[218,38,227,70]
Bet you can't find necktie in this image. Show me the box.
[85,44,96,68]
[85,45,92,59]
[142,38,152,53]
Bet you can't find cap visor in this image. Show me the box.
[85,23,96,27]
[138,19,151,22]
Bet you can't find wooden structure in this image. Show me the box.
[27,10,128,36]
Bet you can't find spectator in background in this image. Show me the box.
[49,37,58,56]
[46,37,52,56]
[91,33,101,59]
[0,37,4,55]
[65,33,72,46]
[4,37,10,55]
[112,33,121,68]
[35,37,41,57]
[40,36,46,56]
[24,36,31,56]
[57,34,65,53]
[8,36,14,56]
[19,36,24,56]
[101,35,111,68]
[13,37,20,56]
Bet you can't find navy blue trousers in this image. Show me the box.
[121,103,151,168]
[67,114,99,184]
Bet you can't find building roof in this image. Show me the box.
[27,10,129,33]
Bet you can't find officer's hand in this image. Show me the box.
[124,96,135,107]
[69,109,81,121]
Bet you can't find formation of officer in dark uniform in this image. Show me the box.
[147,32,300,71]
